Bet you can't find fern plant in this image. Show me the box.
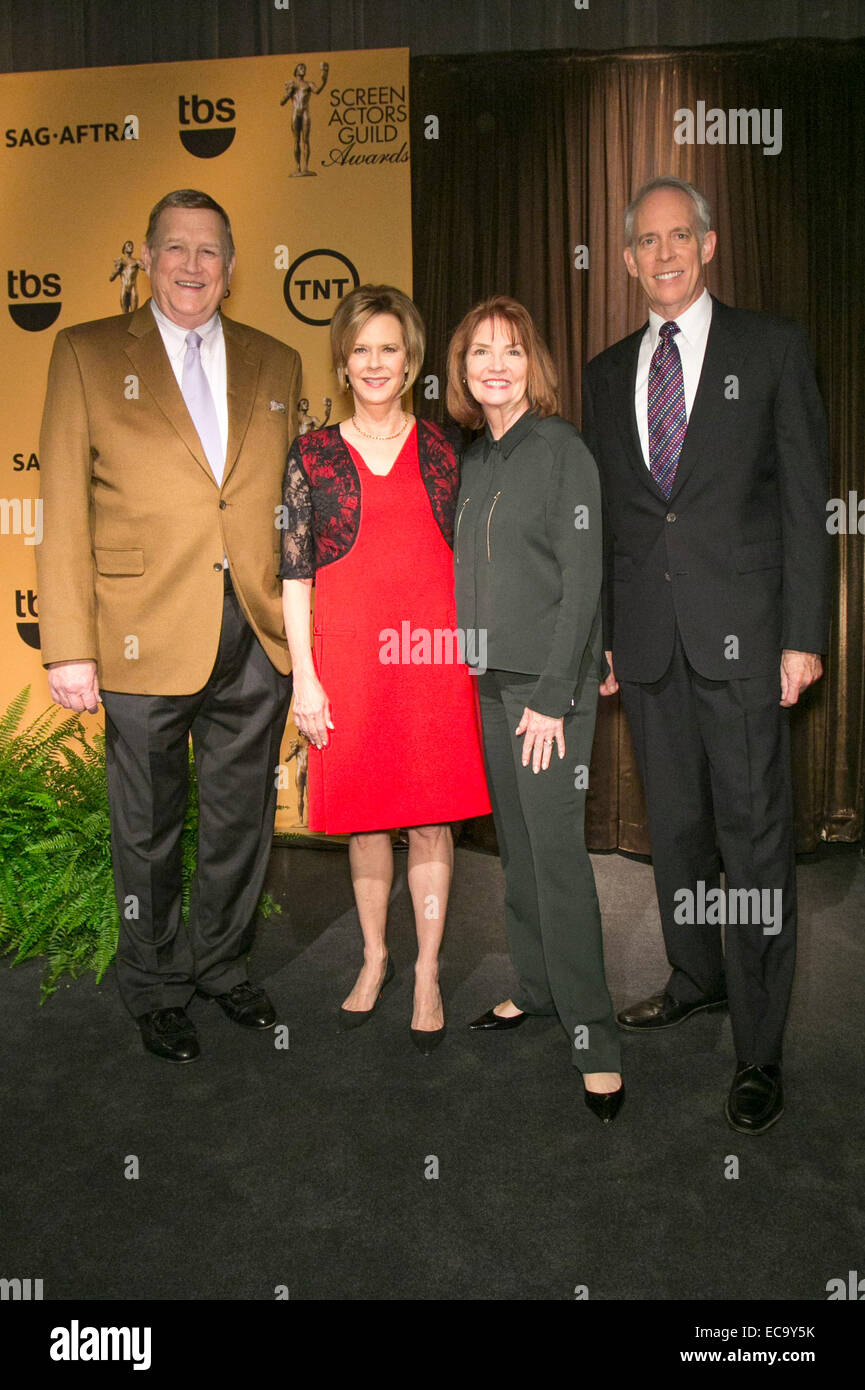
[0,688,282,1001]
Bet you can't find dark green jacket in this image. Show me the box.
[454,410,603,717]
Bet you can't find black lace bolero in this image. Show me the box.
[278,419,460,580]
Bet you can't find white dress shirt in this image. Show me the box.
[150,299,229,467]
[150,300,230,565]
[634,287,713,469]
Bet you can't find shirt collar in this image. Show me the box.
[483,407,539,459]
[648,286,712,350]
[149,299,222,360]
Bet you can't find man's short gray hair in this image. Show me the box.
[624,177,712,249]
[145,189,235,261]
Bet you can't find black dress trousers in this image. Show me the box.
[101,574,291,1018]
[619,632,796,1064]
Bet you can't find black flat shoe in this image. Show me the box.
[338,955,395,1031]
[725,1062,783,1134]
[468,1006,528,1031]
[197,981,276,1028]
[584,1081,625,1125]
[137,1006,200,1063]
[616,990,727,1030]
[410,1024,446,1055]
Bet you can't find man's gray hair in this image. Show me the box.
[145,189,235,261]
[624,177,712,249]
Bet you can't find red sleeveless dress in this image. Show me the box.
[308,425,490,833]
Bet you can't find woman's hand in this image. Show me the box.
[515,707,565,773]
[292,670,334,749]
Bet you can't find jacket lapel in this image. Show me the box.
[123,301,218,486]
[222,316,262,486]
[670,296,749,499]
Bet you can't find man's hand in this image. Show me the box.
[47,660,100,714]
[780,650,823,707]
[600,650,619,696]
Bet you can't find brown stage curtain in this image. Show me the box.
[411,38,865,853]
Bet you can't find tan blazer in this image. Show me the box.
[37,301,301,695]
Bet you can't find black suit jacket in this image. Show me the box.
[581,296,831,682]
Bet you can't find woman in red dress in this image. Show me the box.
[280,285,491,1052]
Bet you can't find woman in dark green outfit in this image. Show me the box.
[447,296,624,1123]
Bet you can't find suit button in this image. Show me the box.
[664,571,671,582]
[666,511,677,523]
[213,562,223,572]
[219,500,227,510]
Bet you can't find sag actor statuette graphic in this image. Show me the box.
[109,240,145,313]
[298,396,332,435]
[283,735,309,826]
[280,61,329,177]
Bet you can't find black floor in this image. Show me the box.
[2,842,863,1308]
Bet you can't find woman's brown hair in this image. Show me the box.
[446,295,559,429]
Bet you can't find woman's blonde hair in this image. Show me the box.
[330,284,425,391]
[446,295,560,429]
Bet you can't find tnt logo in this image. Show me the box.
[178,95,236,158]
[7,270,62,331]
[283,249,359,326]
[15,589,39,649]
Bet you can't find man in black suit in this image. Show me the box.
[582,176,830,1133]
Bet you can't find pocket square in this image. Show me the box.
[268,400,287,413]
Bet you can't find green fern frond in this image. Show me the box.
[0,686,32,747]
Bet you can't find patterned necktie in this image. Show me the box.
[181,330,224,484]
[647,320,687,498]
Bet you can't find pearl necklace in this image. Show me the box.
[351,413,410,441]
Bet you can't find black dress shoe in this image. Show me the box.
[197,981,276,1029]
[584,1081,625,1125]
[468,1006,528,1031]
[725,1062,783,1134]
[137,1007,200,1063]
[338,955,395,1031]
[410,1024,446,1055]
[616,990,727,1030]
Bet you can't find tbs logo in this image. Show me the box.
[15,589,39,650]
[7,270,61,332]
[178,95,236,158]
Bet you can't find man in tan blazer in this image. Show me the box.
[37,189,302,1062]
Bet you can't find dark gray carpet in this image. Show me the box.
[1,843,863,1304]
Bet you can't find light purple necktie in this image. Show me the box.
[181,330,224,484]
[647,320,687,498]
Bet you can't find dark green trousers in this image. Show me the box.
[477,670,621,1073]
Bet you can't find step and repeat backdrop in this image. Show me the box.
[0,48,411,833]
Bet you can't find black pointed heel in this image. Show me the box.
[338,955,394,1031]
[467,1006,527,1031]
[583,1080,626,1125]
[410,1023,445,1055]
